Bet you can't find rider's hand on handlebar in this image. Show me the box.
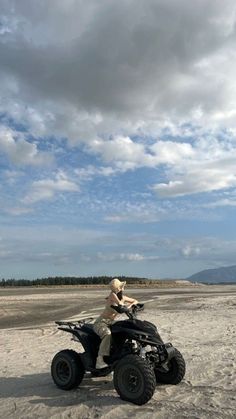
[127,299,138,309]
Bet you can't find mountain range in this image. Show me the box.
[187,265,236,283]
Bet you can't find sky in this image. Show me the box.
[1,0,236,279]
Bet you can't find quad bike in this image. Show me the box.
[51,303,186,405]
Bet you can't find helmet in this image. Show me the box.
[109,278,126,293]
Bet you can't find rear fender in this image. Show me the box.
[58,327,97,369]
[58,327,76,336]
[58,327,96,351]
[58,327,86,347]
[58,327,81,339]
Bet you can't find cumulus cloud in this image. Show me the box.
[23,171,79,204]
[150,141,195,165]
[1,1,236,138]
[0,125,52,166]
[1,0,236,202]
[153,170,236,198]
[87,133,236,198]
[88,136,152,170]
[152,136,236,197]
[86,135,197,173]
[74,164,118,180]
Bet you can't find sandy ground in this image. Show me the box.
[0,285,236,418]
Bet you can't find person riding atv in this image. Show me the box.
[93,278,138,368]
[51,288,186,405]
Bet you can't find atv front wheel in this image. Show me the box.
[51,349,85,390]
[155,348,185,385]
[114,354,156,405]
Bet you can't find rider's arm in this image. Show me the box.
[109,292,122,305]
[123,295,138,308]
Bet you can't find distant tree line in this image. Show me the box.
[0,276,152,287]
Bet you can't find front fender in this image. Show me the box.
[166,345,176,360]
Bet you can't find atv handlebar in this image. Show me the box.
[110,304,129,314]
[111,303,144,319]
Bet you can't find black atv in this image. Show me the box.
[51,303,185,405]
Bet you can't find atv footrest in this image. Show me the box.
[88,366,113,377]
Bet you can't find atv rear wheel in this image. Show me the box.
[155,348,185,385]
[51,349,85,390]
[114,354,156,405]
